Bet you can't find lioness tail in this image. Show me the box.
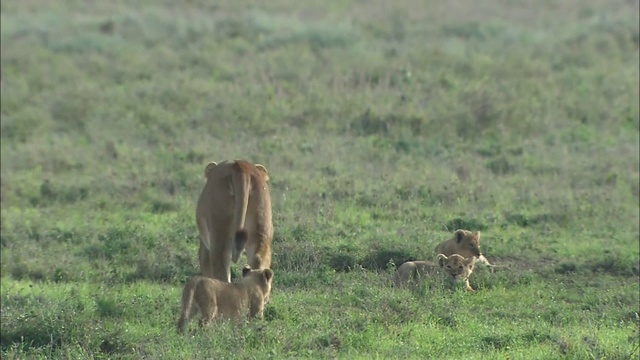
[231,162,251,263]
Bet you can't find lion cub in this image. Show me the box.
[177,265,274,334]
[394,254,477,292]
[393,260,440,288]
[437,253,477,292]
[435,229,492,266]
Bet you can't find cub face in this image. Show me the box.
[241,265,274,303]
[437,253,475,281]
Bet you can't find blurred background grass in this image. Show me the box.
[1,0,638,358]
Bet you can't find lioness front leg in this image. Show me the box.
[198,241,213,278]
[210,236,233,282]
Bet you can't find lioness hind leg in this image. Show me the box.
[198,242,213,278]
[210,253,232,283]
[210,223,235,282]
[245,239,272,271]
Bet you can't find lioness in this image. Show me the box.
[435,229,492,266]
[196,160,273,282]
[437,253,477,292]
[177,265,274,334]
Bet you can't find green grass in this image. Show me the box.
[1,0,639,358]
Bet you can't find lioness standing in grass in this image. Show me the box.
[196,160,273,282]
[177,266,274,333]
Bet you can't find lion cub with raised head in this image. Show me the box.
[177,265,274,334]
[437,253,476,292]
[435,229,492,266]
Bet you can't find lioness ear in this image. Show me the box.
[436,254,448,268]
[204,162,218,178]
[242,265,252,277]
[255,164,268,174]
[455,229,465,243]
[474,231,481,242]
[263,269,274,282]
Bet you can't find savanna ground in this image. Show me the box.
[1,0,639,358]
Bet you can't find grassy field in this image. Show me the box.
[1,0,639,358]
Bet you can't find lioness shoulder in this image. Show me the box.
[177,265,274,333]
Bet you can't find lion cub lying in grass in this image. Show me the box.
[394,229,499,291]
[394,254,477,292]
[177,265,273,334]
[436,253,477,292]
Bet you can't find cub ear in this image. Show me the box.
[436,253,448,268]
[204,162,218,178]
[255,164,268,174]
[455,229,466,243]
[242,265,252,277]
[474,231,481,241]
[263,269,274,282]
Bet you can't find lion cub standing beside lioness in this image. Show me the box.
[177,265,274,334]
